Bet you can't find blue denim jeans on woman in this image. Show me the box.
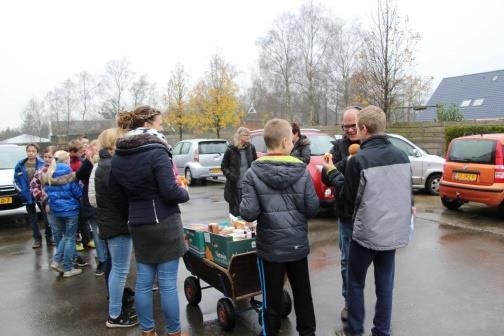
[107,235,132,318]
[135,259,180,333]
[52,215,79,272]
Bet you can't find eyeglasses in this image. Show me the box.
[341,124,357,131]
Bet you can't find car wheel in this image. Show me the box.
[426,173,442,195]
[185,168,196,186]
[441,197,463,210]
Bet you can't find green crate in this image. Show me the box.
[204,232,256,267]
[184,228,205,257]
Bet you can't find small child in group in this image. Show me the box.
[240,118,319,336]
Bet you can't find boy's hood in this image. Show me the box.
[53,163,72,177]
[250,156,306,190]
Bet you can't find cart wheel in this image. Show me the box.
[217,298,235,331]
[280,289,292,318]
[184,276,202,306]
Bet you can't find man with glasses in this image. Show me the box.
[323,105,362,323]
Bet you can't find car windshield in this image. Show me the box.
[198,141,228,154]
[0,146,26,169]
[307,134,335,156]
[448,139,496,164]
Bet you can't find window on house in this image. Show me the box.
[460,100,472,107]
[472,98,484,106]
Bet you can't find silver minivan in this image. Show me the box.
[172,139,228,185]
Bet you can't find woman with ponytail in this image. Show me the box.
[45,151,83,278]
[110,106,189,336]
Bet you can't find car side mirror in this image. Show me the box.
[412,149,422,157]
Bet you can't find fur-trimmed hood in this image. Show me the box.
[115,133,171,157]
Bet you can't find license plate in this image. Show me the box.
[210,168,222,174]
[454,172,477,182]
[0,197,13,204]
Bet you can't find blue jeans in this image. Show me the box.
[52,216,79,272]
[347,240,396,336]
[339,219,353,301]
[107,235,133,318]
[136,259,180,333]
[88,219,107,263]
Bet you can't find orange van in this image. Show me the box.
[439,134,504,216]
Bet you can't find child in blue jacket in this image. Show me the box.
[44,150,83,278]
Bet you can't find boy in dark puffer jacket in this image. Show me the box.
[240,118,319,336]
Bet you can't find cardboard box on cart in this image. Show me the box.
[204,232,256,268]
[184,226,206,257]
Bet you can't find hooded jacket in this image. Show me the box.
[240,155,319,263]
[329,135,413,250]
[290,135,311,164]
[94,149,129,240]
[45,163,82,217]
[14,157,45,204]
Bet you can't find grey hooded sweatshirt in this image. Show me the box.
[240,155,319,263]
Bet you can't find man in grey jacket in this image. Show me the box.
[324,106,413,336]
[241,118,319,336]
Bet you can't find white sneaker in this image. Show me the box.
[50,261,63,273]
[63,268,83,278]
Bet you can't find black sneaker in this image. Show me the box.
[94,262,105,276]
[47,238,57,246]
[73,255,89,267]
[105,310,139,328]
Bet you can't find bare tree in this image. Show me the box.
[61,78,77,134]
[165,63,190,140]
[324,22,362,120]
[130,74,150,108]
[45,88,65,129]
[358,0,421,118]
[99,58,133,118]
[257,13,298,119]
[76,71,100,120]
[294,1,333,125]
[21,97,46,138]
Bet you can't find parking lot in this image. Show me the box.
[0,181,503,336]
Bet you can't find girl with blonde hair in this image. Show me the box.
[45,150,83,278]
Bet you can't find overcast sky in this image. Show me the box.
[1,0,503,129]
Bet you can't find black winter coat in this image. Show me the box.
[290,135,311,164]
[322,135,360,221]
[94,149,129,240]
[221,144,257,202]
[109,133,189,264]
[330,136,360,173]
[240,156,319,263]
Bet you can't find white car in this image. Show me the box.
[334,133,445,195]
[0,144,28,213]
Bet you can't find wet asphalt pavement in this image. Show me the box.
[0,181,503,336]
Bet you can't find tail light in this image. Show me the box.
[194,149,199,162]
[494,144,504,183]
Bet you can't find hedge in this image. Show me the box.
[445,125,504,148]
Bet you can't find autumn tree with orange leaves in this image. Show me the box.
[190,54,242,138]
